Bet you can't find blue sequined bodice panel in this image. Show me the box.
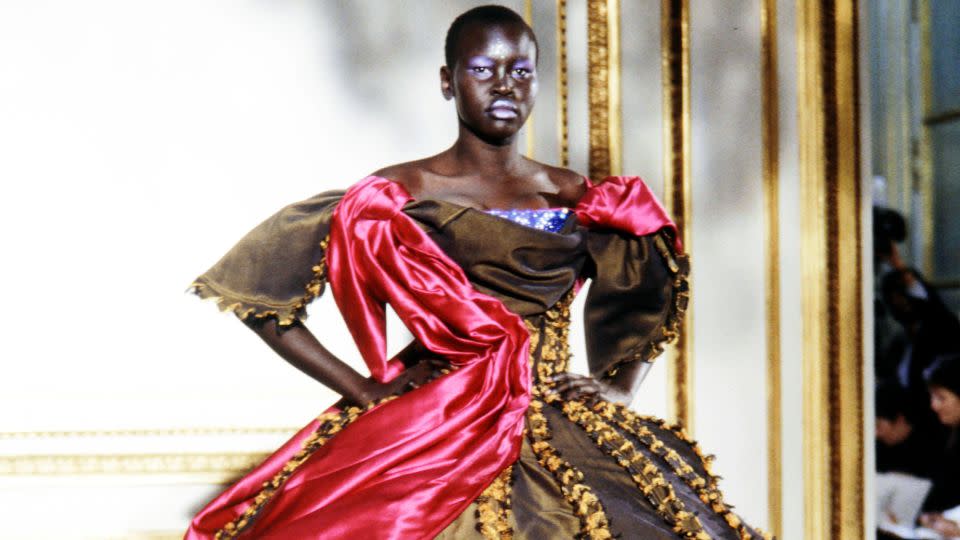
[486,208,571,233]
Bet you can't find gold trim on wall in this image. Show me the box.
[0,426,297,481]
[0,427,298,440]
[587,0,622,179]
[761,0,782,535]
[524,0,535,159]
[557,0,569,167]
[660,0,693,431]
[798,0,866,538]
[0,453,267,482]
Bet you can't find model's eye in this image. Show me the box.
[468,65,493,79]
[512,67,532,79]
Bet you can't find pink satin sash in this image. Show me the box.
[185,175,677,539]
[576,175,682,252]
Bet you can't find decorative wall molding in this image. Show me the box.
[797,0,866,537]
[0,427,297,440]
[524,0,535,159]
[0,426,296,482]
[660,0,694,431]
[761,0,782,535]
[0,452,267,480]
[587,0,621,179]
[556,0,569,167]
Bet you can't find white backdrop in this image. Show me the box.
[0,0,523,433]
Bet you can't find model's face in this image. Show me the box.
[441,22,538,142]
[930,385,960,427]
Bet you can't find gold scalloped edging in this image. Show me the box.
[611,232,691,375]
[192,236,330,327]
[533,290,575,383]
[528,294,708,538]
[527,398,613,540]
[608,403,751,539]
[612,405,769,540]
[530,287,770,539]
[523,294,612,539]
[214,396,390,540]
[475,464,514,539]
[561,399,708,539]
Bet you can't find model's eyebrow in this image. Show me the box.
[512,58,535,70]
[467,56,496,67]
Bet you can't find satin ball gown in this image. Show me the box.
[186,176,767,540]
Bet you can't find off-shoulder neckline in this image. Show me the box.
[366,174,591,212]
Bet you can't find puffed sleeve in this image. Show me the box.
[190,190,345,325]
[582,228,690,377]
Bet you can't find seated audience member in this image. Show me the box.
[921,354,960,517]
[876,379,941,478]
[874,206,910,380]
[882,271,960,431]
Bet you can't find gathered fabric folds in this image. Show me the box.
[574,175,680,252]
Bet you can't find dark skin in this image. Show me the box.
[249,20,651,407]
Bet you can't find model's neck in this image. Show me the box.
[450,123,525,174]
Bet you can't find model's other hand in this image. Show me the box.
[353,358,450,406]
[548,372,633,405]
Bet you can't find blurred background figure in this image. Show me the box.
[874,206,909,380]
[875,380,942,480]
[874,206,960,433]
[921,354,960,516]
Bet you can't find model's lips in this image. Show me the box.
[487,99,519,120]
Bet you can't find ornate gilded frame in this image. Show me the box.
[761,0,783,535]
[798,0,866,538]
[658,0,694,432]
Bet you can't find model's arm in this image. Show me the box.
[249,318,446,407]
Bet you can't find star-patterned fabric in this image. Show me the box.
[486,208,571,233]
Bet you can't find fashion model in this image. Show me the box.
[186,6,764,539]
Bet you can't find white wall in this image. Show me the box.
[0,1,522,537]
[688,0,769,529]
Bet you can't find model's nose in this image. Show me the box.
[492,72,515,95]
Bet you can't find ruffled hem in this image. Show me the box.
[605,231,690,376]
[189,237,330,326]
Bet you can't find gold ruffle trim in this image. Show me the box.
[561,399,709,539]
[214,395,392,539]
[527,398,614,540]
[612,407,767,540]
[475,464,514,539]
[525,293,613,540]
[610,232,691,376]
[191,236,330,326]
[531,290,766,539]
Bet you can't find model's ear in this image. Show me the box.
[440,66,454,100]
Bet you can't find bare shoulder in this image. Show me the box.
[535,162,588,207]
[370,159,433,196]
